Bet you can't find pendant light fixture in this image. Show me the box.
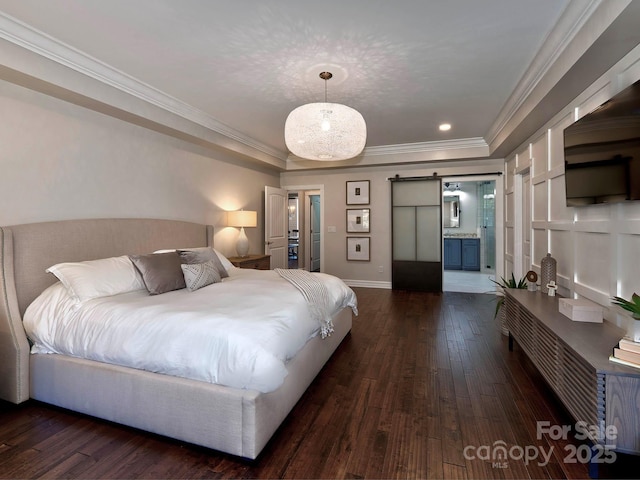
[285,72,366,161]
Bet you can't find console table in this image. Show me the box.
[505,290,640,458]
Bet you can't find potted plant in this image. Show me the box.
[491,273,528,336]
[611,293,640,342]
[611,293,640,319]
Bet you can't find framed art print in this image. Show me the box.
[347,208,370,233]
[346,180,370,205]
[347,236,370,261]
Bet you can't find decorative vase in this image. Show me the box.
[236,226,249,257]
[540,253,557,294]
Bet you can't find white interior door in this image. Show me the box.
[264,186,288,269]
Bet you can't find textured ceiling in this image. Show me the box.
[0,0,572,159]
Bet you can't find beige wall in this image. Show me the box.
[281,159,504,287]
[0,79,280,259]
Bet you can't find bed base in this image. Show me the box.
[30,308,351,459]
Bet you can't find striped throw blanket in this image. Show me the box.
[275,268,335,338]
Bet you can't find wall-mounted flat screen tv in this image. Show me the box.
[563,79,640,206]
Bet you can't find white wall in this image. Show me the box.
[503,44,640,331]
[281,159,504,287]
[0,79,280,259]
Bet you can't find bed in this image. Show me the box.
[0,218,355,459]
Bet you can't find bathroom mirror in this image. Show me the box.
[443,195,460,228]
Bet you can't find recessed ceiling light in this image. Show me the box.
[439,123,452,131]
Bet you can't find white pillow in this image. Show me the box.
[213,248,236,273]
[46,255,146,302]
[181,261,221,291]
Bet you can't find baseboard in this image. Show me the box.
[343,279,392,289]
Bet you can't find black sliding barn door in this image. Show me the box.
[391,177,442,292]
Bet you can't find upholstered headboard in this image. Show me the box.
[0,218,213,403]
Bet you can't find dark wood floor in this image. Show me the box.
[0,289,635,479]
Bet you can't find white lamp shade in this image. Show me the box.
[285,102,366,161]
[227,210,257,228]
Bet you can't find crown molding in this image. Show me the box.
[0,12,286,163]
[363,137,488,157]
[485,0,605,148]
[285,137,491,170]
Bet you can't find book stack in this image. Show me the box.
[609,338,640,369]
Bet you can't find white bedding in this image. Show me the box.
[24,268,357,393]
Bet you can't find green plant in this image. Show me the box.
[491,273,528,319]
[611,293,640,320]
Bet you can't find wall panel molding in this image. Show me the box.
[502,44,640,324]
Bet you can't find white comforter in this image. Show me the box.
[23,268,357,393]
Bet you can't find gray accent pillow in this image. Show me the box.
[178,247,229,278]
[181,261,221,292]
[129,252,186,295]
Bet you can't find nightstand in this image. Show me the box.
[227,254,271,270]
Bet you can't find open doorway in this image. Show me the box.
[442,180,497,293]
[285,186,323,271]
[288,193,299,269]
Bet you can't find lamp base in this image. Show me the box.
[236,227,250,257]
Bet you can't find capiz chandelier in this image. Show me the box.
[285,72,366,161]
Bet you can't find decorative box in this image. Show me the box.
[559,298,603,323]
